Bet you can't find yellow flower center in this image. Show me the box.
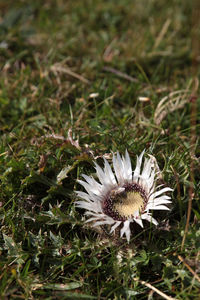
[113,191,144,218]
[103,183,147,221]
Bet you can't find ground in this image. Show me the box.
[0,0,200,299]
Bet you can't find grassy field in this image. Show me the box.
[0,0,200,299]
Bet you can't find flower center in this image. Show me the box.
[102,183,147,221]
[113,191,144,218]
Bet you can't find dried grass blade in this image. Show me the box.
[133,278,177,300]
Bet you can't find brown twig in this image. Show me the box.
[133,278,177,300]
[178,255,200,284]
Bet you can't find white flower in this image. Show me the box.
[75,150,172,243]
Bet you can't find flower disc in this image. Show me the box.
[103,183,147,221]
[113,191,144,218]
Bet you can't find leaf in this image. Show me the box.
[134,250,149,265]
[3,234,16,253]
[3,234,28,264]
[41,282,82,290]
[56,166,72,184]
[38,205,77,226]
[193,209,200,220]
[126,289,141,297]
[176,269,189,280]
[21,259,31,277]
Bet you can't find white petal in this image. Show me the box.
[115,187,125,193]
[134,217,143,228]
[93,220,115,226]
[141,213,158,225]
[76,190,102,204]
[76,201,100,213]
[122,150,132,181]
[113,152,124,184]
[147,199,171,205]
[141,157,152,179]
[85,216,102,223]
[125,150,132,175]
[150,187,173,200]
[76,191,91,201]
[81,174,102,192]
[139,156,156,192]
[103,158,117,185]
[146,204,170,210]
[120,220,131,242]
[153,195,171,201]
[133,149,145,181]
[85,211,104,217]
[78,179,101,196]
[145,170,156,193]
[94,163,109,186]
[154,184,165,190]
[110,221,121,233]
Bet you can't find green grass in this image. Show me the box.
[0,0,200,299]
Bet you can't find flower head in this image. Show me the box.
[75,150,172,243]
